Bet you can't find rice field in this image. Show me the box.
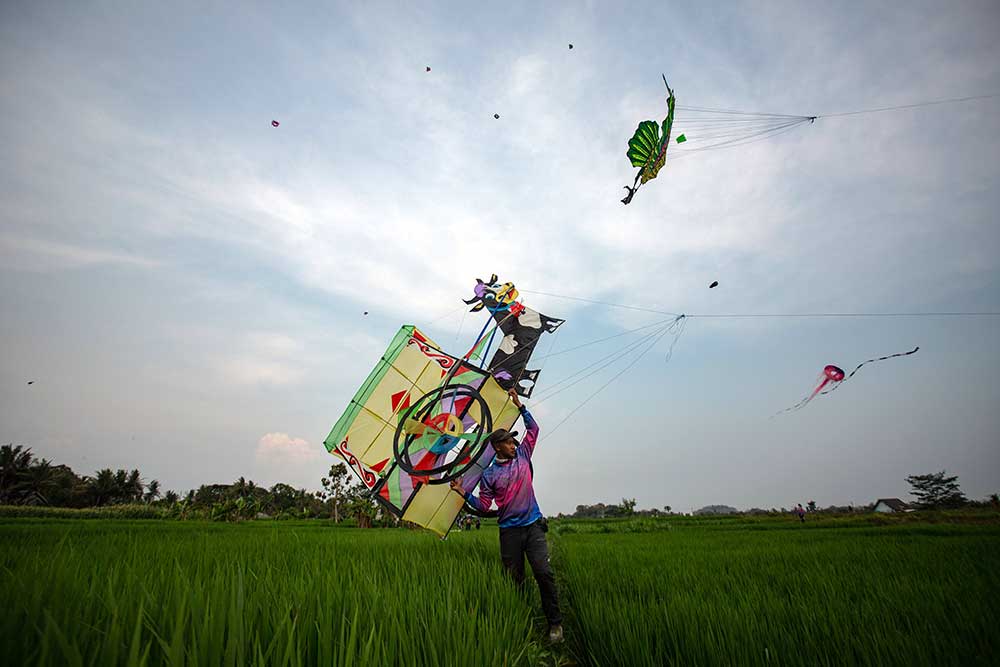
[554,522,1000,666]
[2,516,998,666]
[0,521,553,666]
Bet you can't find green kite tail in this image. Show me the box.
[622,78,676,205]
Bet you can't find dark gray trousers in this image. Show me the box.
[499,521,562,626]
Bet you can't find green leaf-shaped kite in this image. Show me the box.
[622,75,675,205]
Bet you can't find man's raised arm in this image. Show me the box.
[520,406,539,457]
[508,388,540,458]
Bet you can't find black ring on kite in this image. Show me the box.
[391,383,493,483]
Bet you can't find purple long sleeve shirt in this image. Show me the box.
[465,407,543,528]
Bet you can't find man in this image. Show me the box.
[450,388,563,643]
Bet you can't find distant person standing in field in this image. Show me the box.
[451,388,563,643]
[795,504,806,522]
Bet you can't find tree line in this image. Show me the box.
[3,444,996,522]
[0,444,383,524]
[559,472,997,518]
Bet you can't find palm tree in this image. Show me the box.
[144,479,161,504]
[126,469,143,503]
[1,444,34,503]
[17,459,59,506]
[163,490,180,505]
[233,477,248,500]
[113,469,128,503]
[90,469,118,506]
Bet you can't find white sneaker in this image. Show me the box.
[548,625,564,644]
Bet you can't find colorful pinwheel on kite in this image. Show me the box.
[323,276,563,537]
[775,347,920,416]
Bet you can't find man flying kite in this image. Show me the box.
[450,388,563,643]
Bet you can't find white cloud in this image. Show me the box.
[2,2,998,509]
[222,359,304,386]
[253,432,325,490]
[0,234,160,271]
[255,432,318,463]
[200,331,308,387]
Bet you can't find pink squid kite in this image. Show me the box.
[779,365,845,415]
[774,347,919,417]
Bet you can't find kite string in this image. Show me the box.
[665,92,998,155]
[519,289,681,317]
[662,315,687,363]
[535,316,681,361]
[818,93,1000,118]
[674,119,812,153]
[495,314,680,378]
[676,92,999,121]
[452,308,468,349]
[479,312,680,399]
[426,303,467,326]
[545,316,684,437]
[518,289,1000,319]
[532,323,673,404]
[526,321,563,397]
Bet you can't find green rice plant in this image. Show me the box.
[553,523,1000,666]
[0,521,553,666]
[551,517,673,535]
[0,504,168,520]
[6,516,997,665]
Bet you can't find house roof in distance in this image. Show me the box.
[874,498,910,511]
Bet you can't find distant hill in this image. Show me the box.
[694,505,739,515]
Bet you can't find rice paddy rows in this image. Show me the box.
[2,518,998,665]
[553,523,1000,666]
[0,521,551,666]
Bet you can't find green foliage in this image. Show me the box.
[0,445,361,522]
[907,470,969,509]
[554,520,1000,665]
[2,515,998,664]
[0,521,551,666]
[0,445,75,506]
[319,464,352,522]
[0,444,35,503]
[0,504,167,520]
[552,517,672,535]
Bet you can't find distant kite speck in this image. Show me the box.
[271,120,279,127]
[27,381,34,385]
[569,44,573,49]
[363,311,369,316]
[426,66,431,72]
[494,113,500,119]
[709,281,719,289]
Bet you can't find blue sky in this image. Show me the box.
[1,1,998,513]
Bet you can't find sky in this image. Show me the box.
[1,1,998,515]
